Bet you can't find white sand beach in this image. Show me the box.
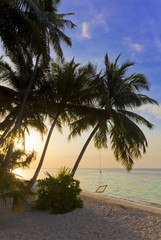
[0,191,161,240]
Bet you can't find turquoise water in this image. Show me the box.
[18,168,161,207]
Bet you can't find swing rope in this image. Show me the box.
[95,150,107,193]
[99,149,102,174]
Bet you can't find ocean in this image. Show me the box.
[16,168,161,208]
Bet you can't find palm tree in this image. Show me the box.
[0,0,75,59]
[0,56,47,155]
[26,59,95,190]
[1,0,75,167]
[70,53,158,176]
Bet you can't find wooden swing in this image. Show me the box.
[95,150,107,193]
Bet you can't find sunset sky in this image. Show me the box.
[1,0,161,169]
[27,0,161,169]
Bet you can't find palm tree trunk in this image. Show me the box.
[3,56,40,168]
[71,124,99,177]
[26,112,60,191]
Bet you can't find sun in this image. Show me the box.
[14,137,23,150]
[13,130,40,152]
[12,168,23,178]
[25,130,40,151]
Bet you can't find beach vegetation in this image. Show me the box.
[0,167,34,212]
[0,141,35,211]
[33,167,83,214]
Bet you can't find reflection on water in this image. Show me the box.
[18,168,161,207]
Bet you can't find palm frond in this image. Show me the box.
[93,122,108,149]
[118,109,154,129]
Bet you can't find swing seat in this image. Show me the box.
[95,184,107,193]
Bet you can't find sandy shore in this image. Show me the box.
[0,191,161,240]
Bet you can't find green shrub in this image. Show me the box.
[33,167,83,214]
[0,167,34,212]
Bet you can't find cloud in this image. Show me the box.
[123,37,143,52]
[154,37,161,53]
[81,13,109,40]
[138,104,161,119]
[145,18,161,54]
[131,43,143,52]
[91,14,110,33]
[81,22,91,39]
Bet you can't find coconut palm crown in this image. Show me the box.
[0,0,75,60]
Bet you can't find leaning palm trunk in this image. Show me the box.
[26,113,60,191]
[71,124,99,177]
[3,56,40,168]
